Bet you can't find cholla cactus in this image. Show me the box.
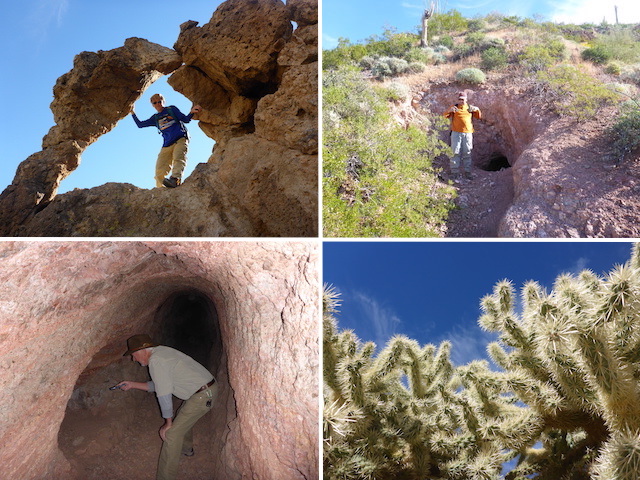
[324,245,640,480]
[323,285,533,480]
[481,244,640,480]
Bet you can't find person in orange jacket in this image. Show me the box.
[443,91,481,180]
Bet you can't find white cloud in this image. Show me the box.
[29,0,69,44]
[439,323,498,366]
[351,291,402,349]
[322,33,340,50]
[551,0,640,24]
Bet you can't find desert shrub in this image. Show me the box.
[519,37,566,72]
[436,35,454,49]
[359,55,376,70]
[609,100,640,159]
[481,46,509,71]
[323,67,455,237]
[431,53,447,64]
[408,62,426,73]
[593,29,640,64]
[482,36,505,49]
[537,64,621,120]
[582,45,611,64]
[434,45,451,55]
[452,43,474,60]
[467,18,487,32]
[456,67,486,84]
[379,82,410,102]
[465,31,486,49]
[427,10,468,39]
[404,47,431,64]
[606,62,622,75]
[367,56,410,78]
[621,64,640,86]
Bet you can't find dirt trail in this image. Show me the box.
[435,160,514,237]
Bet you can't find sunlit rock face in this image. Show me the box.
[0,0,318,237]
[0,241,319,480]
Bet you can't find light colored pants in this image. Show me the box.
[450,131,473,174]
[155,137,188,187]
[157,384,217,480]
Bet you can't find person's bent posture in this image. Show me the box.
[117,334,217,480]
[443,91,481,180]
[132,94,202,188]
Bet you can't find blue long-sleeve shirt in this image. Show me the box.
[132,105,194,147]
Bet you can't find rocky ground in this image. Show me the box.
[59,390,217,480]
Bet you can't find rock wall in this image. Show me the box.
[0,0,318,237]
[0,241,319,480]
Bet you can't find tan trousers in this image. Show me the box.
[155,137,188,187]
[157,384,217,480]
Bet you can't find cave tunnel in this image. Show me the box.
[479,151,511,172]
[58,287,225,480]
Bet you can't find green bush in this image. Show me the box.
[609,100,640,159]
[537,65,621,120]
[582,45,611,64]
[464,31,487,49]
[593,29,640,64]
[436,35,454,49]
[467,18,487,32]
[323,67,455,237]
[427,10,468,39]
[519,37,566,72]
[404,47,431,64]
[408,61,426,73]
[620,64,640,86]
[606,62,622,75]
[456,67,486,84]
[481,46,509,71]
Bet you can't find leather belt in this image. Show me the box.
[196,378,215,393]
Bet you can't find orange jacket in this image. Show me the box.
[443,103,481,133]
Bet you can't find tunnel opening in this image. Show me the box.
[58,288,225,480]
[479,152,511,172]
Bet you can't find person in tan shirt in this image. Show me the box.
[117,334,217,480]
[443,91,481,180]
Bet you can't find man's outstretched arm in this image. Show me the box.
[130,106,156,128]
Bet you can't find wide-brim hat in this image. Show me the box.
[123,334,157,356]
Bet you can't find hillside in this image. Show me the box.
[323,13,640,237]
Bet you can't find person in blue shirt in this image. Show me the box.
[132,94,202,188]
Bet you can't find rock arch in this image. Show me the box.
[0,241,318,480]
[0,0,318,237]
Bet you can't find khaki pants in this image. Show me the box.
[155,137,188,187]
[157,384,217,480]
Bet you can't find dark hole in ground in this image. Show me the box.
[479,152,511,172]
[58,288,223,479]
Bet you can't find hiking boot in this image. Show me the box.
[183,448,194,457]
[163,176,181,188]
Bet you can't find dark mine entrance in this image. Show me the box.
[58,288,224,479]
[479,152,511,172]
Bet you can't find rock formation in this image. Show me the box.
[0,0,318,237]
[0,241,318,480]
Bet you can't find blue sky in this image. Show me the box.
[1,1,224,194]
[323,241,634,366]
[322,0,640,49]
